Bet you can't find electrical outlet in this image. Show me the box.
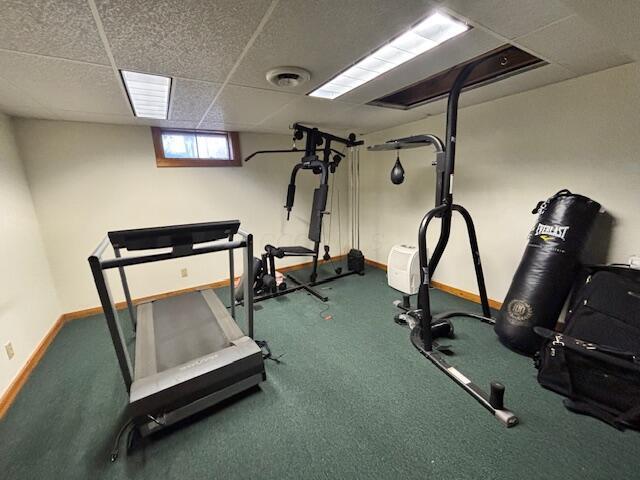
[5,342,14,360]
[181,268,188,278]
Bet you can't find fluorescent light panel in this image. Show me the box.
[121,70,171,119]
[309,12,468,100]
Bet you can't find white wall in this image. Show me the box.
[0,113,61,395]
[360,62,640,302]
[15,121,351,312]
[10,62,640,319]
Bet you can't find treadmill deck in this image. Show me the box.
[129,289,264,418]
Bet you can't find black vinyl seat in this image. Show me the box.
[265,244,316,258]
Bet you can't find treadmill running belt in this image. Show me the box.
[152,291,230,372]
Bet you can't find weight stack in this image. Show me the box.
[347,249,365,273]
[495,190,601,355]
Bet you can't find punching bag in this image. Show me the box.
[495,190,601,355]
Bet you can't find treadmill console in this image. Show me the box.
[109,220,241,251]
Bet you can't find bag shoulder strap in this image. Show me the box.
[534,327,640,363]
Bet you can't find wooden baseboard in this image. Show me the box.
[64,254,348,321]
[1,254,497,419]
[0,253,349,418]
[63,278,235,322]
[365,258,387,271]
[431,281,502,310]
[0,315,65,419]
[365,258,502,310]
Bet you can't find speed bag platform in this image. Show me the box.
[495,189,601,355]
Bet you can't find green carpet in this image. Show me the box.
[1,265,637,479]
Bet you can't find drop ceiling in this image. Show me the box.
[0,0,635,135]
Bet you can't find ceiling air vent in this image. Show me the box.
[368,45,546,110]
[266,67,311,88]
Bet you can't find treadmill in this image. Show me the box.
[88,220,265,437]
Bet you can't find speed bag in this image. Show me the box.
[495,190,601,355]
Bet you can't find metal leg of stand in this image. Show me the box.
[286,273,328,301]
[417,204,448,349]
[428,209,452,278]
[410,328,518,428]
[452,204,492,318]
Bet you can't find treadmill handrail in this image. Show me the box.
[90,235,111,259]
[99,239,246,269]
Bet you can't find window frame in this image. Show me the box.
[151,127,241,167]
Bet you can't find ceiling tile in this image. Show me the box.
[454,63,575,108]
[230,0,438,93]
[169,79,221,121]
[0,50,129,115]
[201,85,298,126]
[515,15,633,75]
[344,104,431,134]
[198,121,275,134]
[42,111,135,126]
[442,0,573,39]
[95,0,274,82]
[338,28,502,104]
[560,0,640,61]
[134,118,199,129]
[0,76,53,118]
[258,96,360,132]
[0,0,109,64]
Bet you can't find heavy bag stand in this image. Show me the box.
[368,59,518,427]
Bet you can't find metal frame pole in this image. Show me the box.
[417,204,448,349]
[114,247,137,330]
[89,245,134,390]
[443,59,483,203]
[243,231,255,338]
[228,233,236,320]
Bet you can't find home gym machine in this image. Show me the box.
[88,220,266,458]
[238,123,365,303]
[368,58,518,427]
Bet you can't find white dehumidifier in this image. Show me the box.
[387,244,420,294]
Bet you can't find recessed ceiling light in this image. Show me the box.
[309,12,469,100]
[121,70,172,119]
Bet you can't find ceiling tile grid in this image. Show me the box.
[514,14,633,75]
[229,0,437,94]
[560,0,640,61]
[0,0,636,134]
[94,0,274,82]
[442,0,574,39]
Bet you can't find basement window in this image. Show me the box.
[151,128,241,167]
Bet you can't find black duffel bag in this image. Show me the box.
[495,189,601,355]
[535,266,640,430]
